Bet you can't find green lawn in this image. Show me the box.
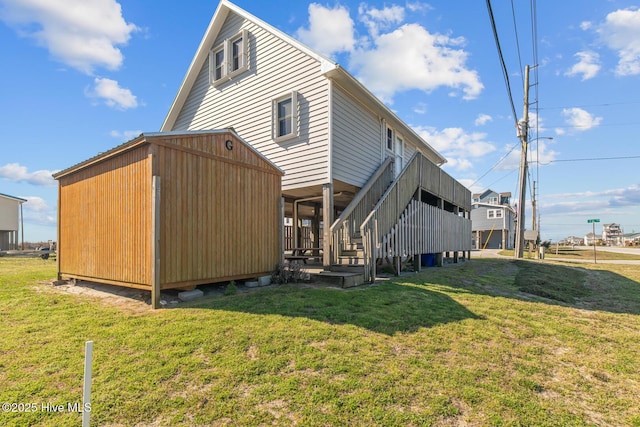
[1,257,639,426]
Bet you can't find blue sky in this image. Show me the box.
[1,0,639,243]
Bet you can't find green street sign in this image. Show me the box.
[587,219,600,223]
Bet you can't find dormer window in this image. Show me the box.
[209,29,249,86]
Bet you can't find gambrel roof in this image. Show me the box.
[161,0,446,166]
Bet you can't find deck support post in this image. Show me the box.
[151,176,161,309]
[322,183,334,267]
[279,197,285,264]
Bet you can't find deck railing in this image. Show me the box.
[329,157,394,263]
[360,152,472,282]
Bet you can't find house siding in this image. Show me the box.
[471,207,507,232]
[0,196,20,231]
[172,12,330,191]
[332,84,381,187]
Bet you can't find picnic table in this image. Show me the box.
[285,247,323,264]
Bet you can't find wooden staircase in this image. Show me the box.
[329,151,473,284]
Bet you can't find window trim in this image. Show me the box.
[487,209,503,219]
[209,29,249,86]
[273,90,298,142]
[386,126,394,153]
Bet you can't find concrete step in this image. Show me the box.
[314,271,365,288]
[335,256,364,265]
[338,249,364,257]
[329,264,365,273]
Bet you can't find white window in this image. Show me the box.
[489,197,498,204]
[212,45,225,81]
[209,29,249,86]
[230,32,246,72]
[386,127,394,152]
[273,91,298,141]
[487,209,503,219]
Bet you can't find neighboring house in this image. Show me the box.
[602,223,623,246]
[584,232,599,246]
[623,232,640,246]
[564,236,584,246]
[0,193,26,250]
[161,0,472,281]
[470,190,515,250]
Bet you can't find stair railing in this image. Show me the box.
[360,152,421,281]
[329,157,394,264]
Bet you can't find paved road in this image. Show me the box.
[472,247,640,265]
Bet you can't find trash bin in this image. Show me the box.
[421,253,436,267]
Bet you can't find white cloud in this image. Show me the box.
[87,77,138,109]
[561,107,602,131]
[474,114,492,126]
[565,51,601,80]
[580,21,593,31]
[406,2,433,13]
[608,184,640,207]
[349,23,483,103]
[0,163,57,186]
[19,196,56,226]
[296,3,355,56]
[413,102,428,114]
[358,4,405,37]
[21,196,49,212]
[110,129,142,141]
[414,126,495,171]
[494,137,557,172]
[0,0,138,74]
[598,8,640,76]
[541,185,640,214]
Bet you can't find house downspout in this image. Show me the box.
[323,79,334,267]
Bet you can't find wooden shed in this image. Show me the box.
[54,130,283,306]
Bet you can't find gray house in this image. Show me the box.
[0,193,26,250]
[471,190,515,250]
[161,0,472,280]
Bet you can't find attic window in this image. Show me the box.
[273,91,298,141]
[209,29,249,86]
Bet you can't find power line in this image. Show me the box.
[535,155,640,165]
[486,0,519,125]
[469,142,519,187]
[510,0,524,88]
[540,101,640,110]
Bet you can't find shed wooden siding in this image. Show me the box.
[171,12,330,192]
[152,133,282,288]
[58,146,152,287]
[56,131,282,291]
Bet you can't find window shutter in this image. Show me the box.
[240,29,248,69]
[272,98,278,139]
[290,90,298,136]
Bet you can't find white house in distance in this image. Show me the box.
[602,223,623,246]
[470,190,515,250]
[0,192,26,250]
[160,0,472,281]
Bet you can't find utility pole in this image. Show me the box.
[514,65,530,259]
